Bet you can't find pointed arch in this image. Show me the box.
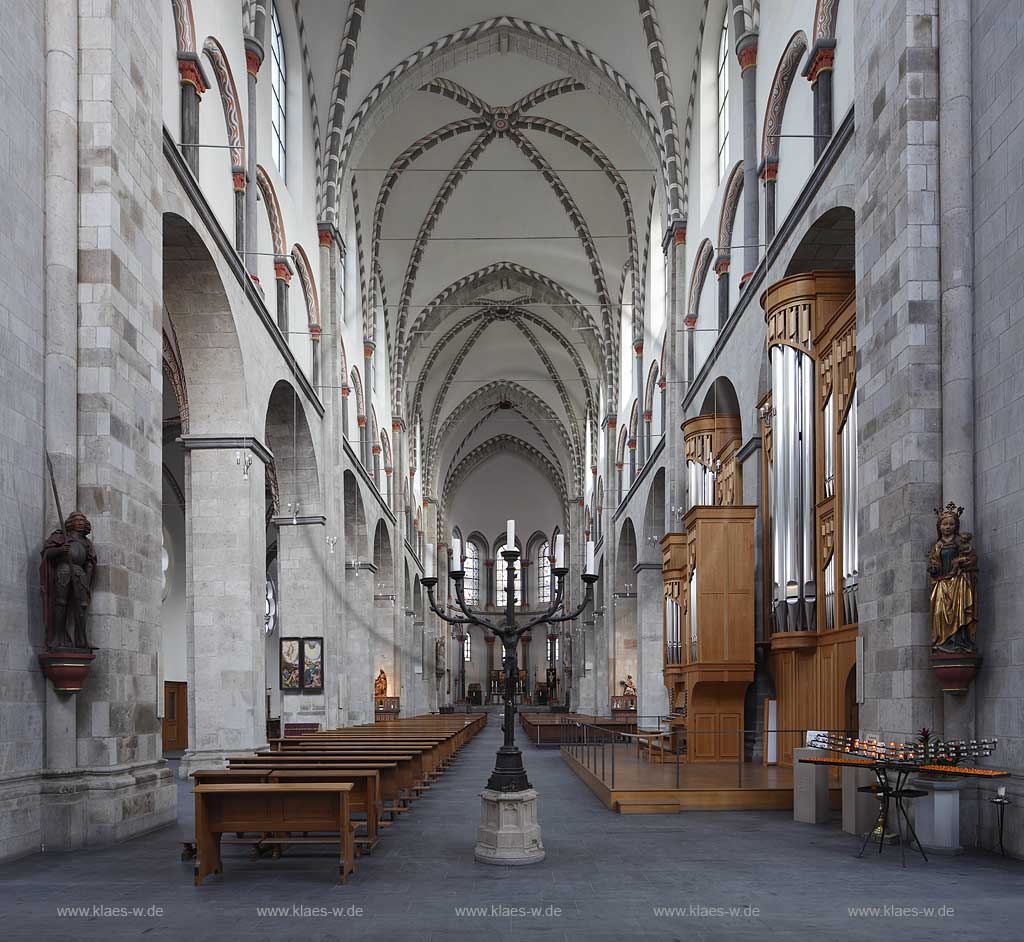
[170,0,198,54]
[290,243,320,329]
[761,31,809,167]
[256,164,287,256]
[201,37,246,174]
[687,238,715,317]
[812,0,841,43]
[717,159,744,261]
[319,0,368,218]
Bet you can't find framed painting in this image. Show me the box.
[280,637,301,691]
[302,637,324,693]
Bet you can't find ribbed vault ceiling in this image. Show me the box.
[300,0,707,523]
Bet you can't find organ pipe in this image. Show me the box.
[769,343,814,631]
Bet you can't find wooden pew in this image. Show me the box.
[228,756,412,811]
[192,768,383,853]
[193,783,355,885]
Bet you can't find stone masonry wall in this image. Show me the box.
[0,0,47,861]
[853,0,944,741]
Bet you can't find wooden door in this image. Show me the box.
[162,681,188,751]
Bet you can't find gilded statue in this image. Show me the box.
[374,668,388,697]
[40,511,97,651]
[927,502,978,653]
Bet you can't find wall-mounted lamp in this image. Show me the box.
[288,501,301,524]
[326,535,338,555]
[236,450,253,480]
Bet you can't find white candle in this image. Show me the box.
[451,537,462,572]
[507,519,515,551]
[425,542,435,578]
[998,785,1006,797]
[554,533,565,568]
[585,540,595,575]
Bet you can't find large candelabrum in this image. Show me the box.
[422,526,596,792]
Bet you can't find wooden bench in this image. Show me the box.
[193,782,355,885]
[192,768,383,853]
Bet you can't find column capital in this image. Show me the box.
[603,414,617,431]
[232,170,246,192]
[309,324,322,341]
[244,37,265,78]
[684,313,698,329]
[274,256,293,283]
[759,156,779,182]
[714,255,731,275]
[391,415,407,432]
[662,218,687,251]
[803,39,837,84]
[177,53,209,94]
[632,339,644,356]
[736,31,758,73]
[363,340,376,359]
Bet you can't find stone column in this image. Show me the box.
[274,517,327,732]
[181,447,268,773]
[310,326,322,392]
[736,31,759,281]
[243,38,264,279]
[633,340,645,465]
[635,563,667,720]
[43,0,79,774]
[663,222,687,532]
[804,41,836,161]
[176,54,207,175]
[344,562,375,725]
[274,256,291,335]
[715,256,731,328]
[938,0,976,744]
[484,558,495,608]
[761,158,778,245]
[362,341,375,467]
[643,410,653,459]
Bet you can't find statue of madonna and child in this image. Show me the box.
[927,502,978,654]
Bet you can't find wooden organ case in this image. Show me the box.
[663,504,756,762]
[761,271,859,767]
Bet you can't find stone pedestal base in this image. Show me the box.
[793,747,829,824]
[842,765,879,835]
[474,788,545,865]
[910,777,964,854]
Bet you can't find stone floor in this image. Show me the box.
[0,709,1021,941]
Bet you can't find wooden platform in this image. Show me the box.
[562,743,838,814]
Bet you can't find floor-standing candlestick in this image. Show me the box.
[422,535,596,862]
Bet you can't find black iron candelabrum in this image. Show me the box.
[422,548,597,792]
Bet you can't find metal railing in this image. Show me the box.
[559,717,857,791]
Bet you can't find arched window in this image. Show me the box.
[547,634,560,664]
[717,13,730,181]
[463,632,472,662]
[495,544,521,609]
[463,541,481,606]
[536,541,551,604]
[270,3,287,179]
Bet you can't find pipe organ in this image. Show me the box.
[683,413,743,509]
[761,271,859,765]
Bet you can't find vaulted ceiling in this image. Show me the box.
[298,0,709,525]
